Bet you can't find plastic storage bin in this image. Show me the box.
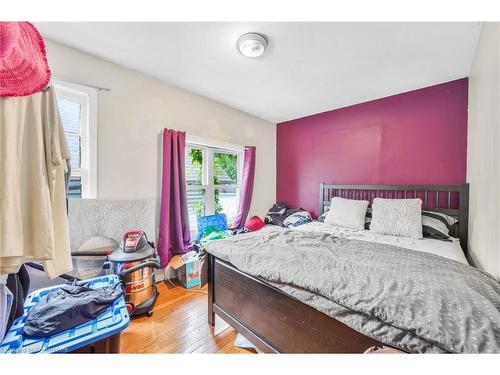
[0,275,129,353]
[196,213,228,242]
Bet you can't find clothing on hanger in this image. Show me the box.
[0,86,73,278]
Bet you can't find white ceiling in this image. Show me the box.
[36,22,481,123]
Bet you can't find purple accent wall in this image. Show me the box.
[276,78,468,217]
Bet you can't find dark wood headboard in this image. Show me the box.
[319,183,469,255]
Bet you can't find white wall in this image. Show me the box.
[467,23,500,280]
[45,40,276,234]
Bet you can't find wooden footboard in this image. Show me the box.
[208,254,383,353]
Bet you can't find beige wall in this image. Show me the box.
[45,40,276,230]
[467,23,500,280]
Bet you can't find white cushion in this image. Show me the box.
[324,197,369,230]
[370,198,423,239]
[76,236,119,254]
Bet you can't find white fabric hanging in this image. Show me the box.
[0,86,72,278]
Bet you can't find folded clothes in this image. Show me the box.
[23,281,123,337]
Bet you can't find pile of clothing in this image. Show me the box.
[197,203,312,245]
[197,214,268,244]
[264,202,312,228]
[23,281,123,337]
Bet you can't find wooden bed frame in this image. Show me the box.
[207,183,470,353]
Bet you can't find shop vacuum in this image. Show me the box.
[107,231,161,317]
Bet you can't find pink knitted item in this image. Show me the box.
[0,22,51,97]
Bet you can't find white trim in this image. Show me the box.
[186,134,244,153]
[87,87,98,199]
[205,148,215,215]
[54,79,98,199]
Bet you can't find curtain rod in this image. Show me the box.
[53,77,111,92]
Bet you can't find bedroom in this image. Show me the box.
[1,1,500,372]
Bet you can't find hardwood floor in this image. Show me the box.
[120,281,256,354]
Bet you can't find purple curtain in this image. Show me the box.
[157,129,191,267]
[231,146,256,229]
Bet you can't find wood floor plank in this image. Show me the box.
[120,281,256,354]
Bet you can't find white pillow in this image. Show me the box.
[370,198,423,239]
[324,197,369,230]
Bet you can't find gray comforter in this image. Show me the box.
[203,226,500,353]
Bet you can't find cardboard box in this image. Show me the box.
[167,251,201,289]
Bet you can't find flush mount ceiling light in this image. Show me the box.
[237,33,268,58]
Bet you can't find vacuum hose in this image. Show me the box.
[118,258,161,277]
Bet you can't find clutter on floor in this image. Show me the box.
[0,275,129,353]
[172,212,267,291]
[234,332,258,352]
[167,251,202,289]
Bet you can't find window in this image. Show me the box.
[55,80,97,198]
[185,136,243,233]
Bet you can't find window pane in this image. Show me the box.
[57,95,82,168]
[185,147,203,185]
[57,96,81,134]
[187,188,205,230]
[66,133,81,168]
[68,176,82,198]
[213,152,237,185]
[215,188,238,224]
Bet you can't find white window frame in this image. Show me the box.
[186,135,244,232]
[54,80,98,199]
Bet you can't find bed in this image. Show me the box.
[205,184,499,353]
